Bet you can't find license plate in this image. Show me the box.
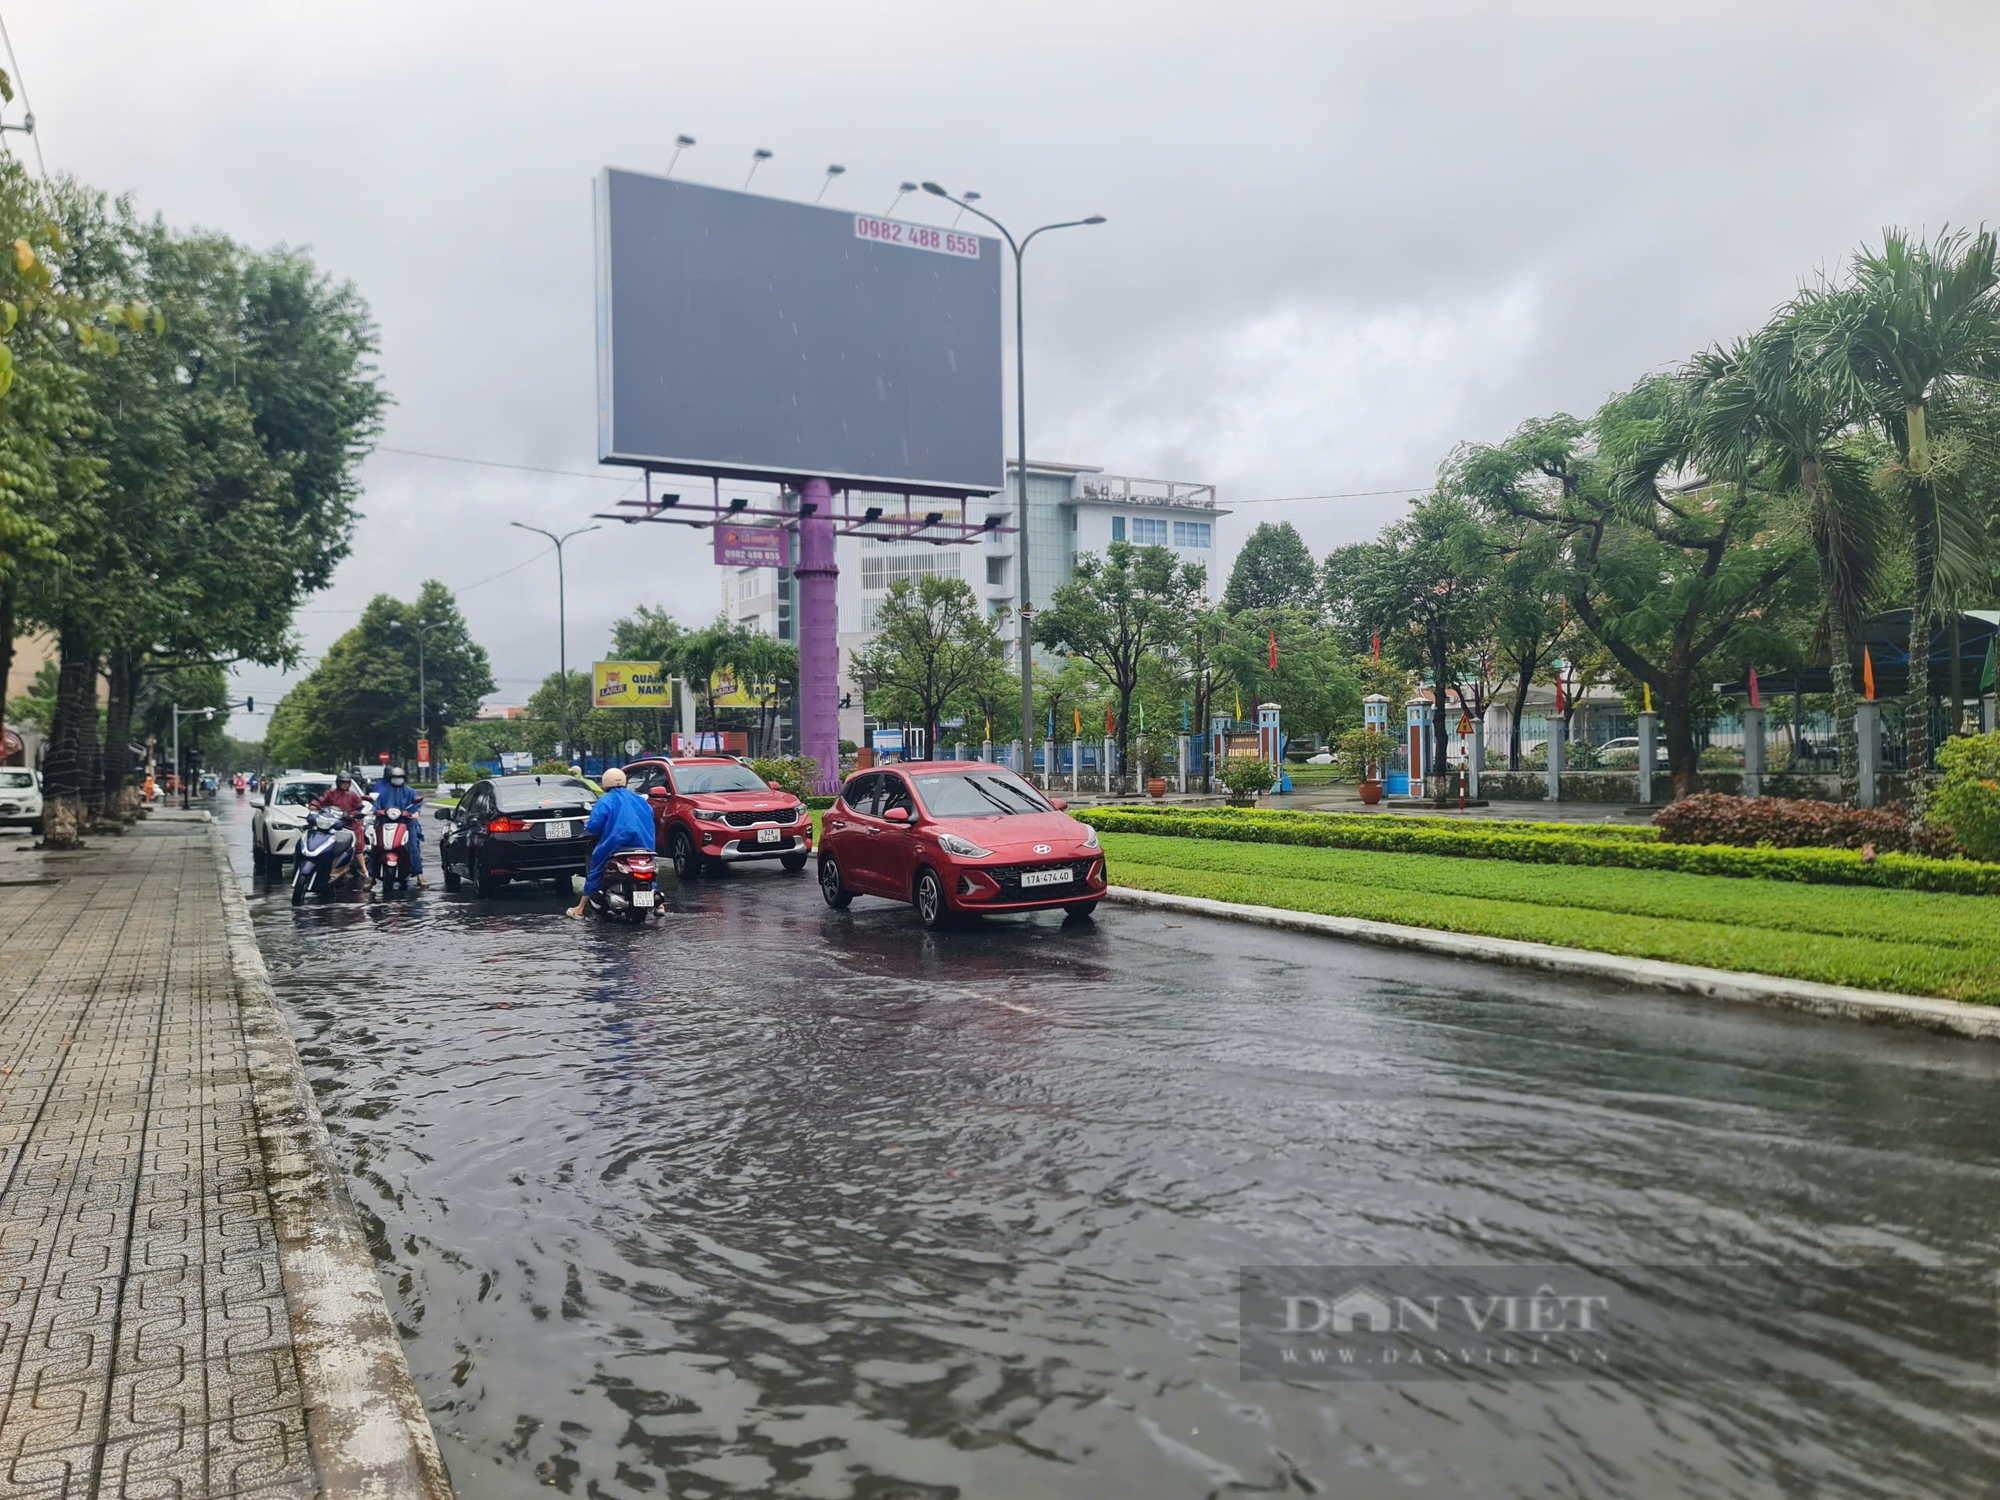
[632,888,655,907]
[544,820,572,840]
[1020,866,1073,888]
[756,827,781,844]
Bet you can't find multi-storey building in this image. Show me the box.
[723,461,1226,749]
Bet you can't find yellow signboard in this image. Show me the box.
[709,666,780,710]
[592,661,671,708]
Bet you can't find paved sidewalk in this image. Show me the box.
[0,814,448,1498]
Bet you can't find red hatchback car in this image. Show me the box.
[620,757,813,879]
[818,762,1106,929]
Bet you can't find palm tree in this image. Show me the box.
[1685,326,1884,802]
[1802,228,2000,803]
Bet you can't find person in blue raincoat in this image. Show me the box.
[568,766,656,918]
[369,765,428,888]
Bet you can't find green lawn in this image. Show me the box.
[1100,831,2000,1003]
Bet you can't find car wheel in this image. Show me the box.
[251,837,266,874]
[818,855,853,909]
[913,866,951,931]
[1064,900,1099,920]
[442,859,460,892]
[670,829,701,881]
[780,851,809,872]
[476,859,505,899]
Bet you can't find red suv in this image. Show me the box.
[620,758,813,879]
[817,761,1105,929]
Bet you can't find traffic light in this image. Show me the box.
[246,696,254,713]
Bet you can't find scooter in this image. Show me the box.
[367,803,419,891]
[291,807,364,905]
[573,850,660,924]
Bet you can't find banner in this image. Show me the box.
[593,660,671,708]
[714,525,787,568]
[709,666,781,710]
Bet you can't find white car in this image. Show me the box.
[0,768,43,834]
[251,773,335,872]
[1306,750,1335,765]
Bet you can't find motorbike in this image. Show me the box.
[366,802,420,891]
[291,807,364,905]
[574,850,660,924]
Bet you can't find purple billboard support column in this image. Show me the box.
[795,478,842,792]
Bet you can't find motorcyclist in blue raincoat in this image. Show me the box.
[370,764,427,888]
[568,766,656,918]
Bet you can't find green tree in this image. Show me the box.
[1483,519,1565,769]
[1460,385,1808,798]
[1218,607,1362,751]
[851,575,1002,756]
[1804,228,2000,801]
[1035,540,1200,772]
[1352,492,1495,787]
[1222,520,1318,613]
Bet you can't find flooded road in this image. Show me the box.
[216,795,2000,1497]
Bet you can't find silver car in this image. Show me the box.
[251,774,336,872]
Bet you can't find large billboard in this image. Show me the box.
[594,170,1004,496]
[592,661,672,708]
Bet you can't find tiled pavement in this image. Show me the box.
[0,814,446,1498]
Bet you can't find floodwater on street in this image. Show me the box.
[212,795,2000,1498]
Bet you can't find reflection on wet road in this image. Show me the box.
[216,797,2000,1497]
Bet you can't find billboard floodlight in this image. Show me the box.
[745,148,774,189]
[666,134,696,176]
[815,164,847,203]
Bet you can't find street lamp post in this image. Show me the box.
[511,522,601,765]
[389,617,446,772]
[921,184,1104,781]
[172,698,252,808]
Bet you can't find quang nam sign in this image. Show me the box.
[593,660,672,708]
[713,525,787,569]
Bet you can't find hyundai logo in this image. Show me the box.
[1033,843,1051,854]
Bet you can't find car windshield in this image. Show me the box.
[913,770,1051,817]
[494,777,597,811]
[673,763,772,794]
[0,770,33,789]
[275,781,332,806]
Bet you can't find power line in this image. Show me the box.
[377,445,638,484]
[1232,486,1429,505]
[0,7,44,179]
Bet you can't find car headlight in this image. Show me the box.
[1081,824,1099,849]
[937,831,992,858]
[692,808,725,822]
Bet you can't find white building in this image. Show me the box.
[723,461,1226,749]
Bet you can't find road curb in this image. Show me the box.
[1103,885,2000,1041]
[207,817,456,1497]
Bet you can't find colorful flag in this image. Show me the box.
[1047,709,1054,739]
[1235,689,1242,720]
[1137,702,1144,732]
[1747,665,1761,709]
[984,716,991,740]
[1642,681,1653,714]
[1555,664,1566,715]
[1862,647,1876,701]
[1073,706,1081,735]
[1372,634,1381,659]
[1268,627,1278,671]
[1982,636,1996,693]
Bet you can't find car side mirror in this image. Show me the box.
[433,807,454,822]
[885,806,911,823]
[768,780,784,791]
[647,787,669,800]
[1049,797,1068,812]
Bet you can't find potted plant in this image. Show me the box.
[1217,756,1278,806]
[1136,735,1171,798]
[1337,726,1399,805]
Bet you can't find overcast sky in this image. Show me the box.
[13,0,2000,728]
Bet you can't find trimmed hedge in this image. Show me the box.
[1653,792,1956,857]
[1075,806,2000,896]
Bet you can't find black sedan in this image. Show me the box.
[437,775,599,896]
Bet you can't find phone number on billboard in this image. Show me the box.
[853,216,981,260]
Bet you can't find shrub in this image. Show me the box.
[1073,806,2000,895]
[749,755,821,799]
[1599,748,1638,770]
[443,760,475,785]
[1654,792,1958,857]
[1931,732,2000,862]
[530,760,571,776]
[1336,726,1399,781]
[1217,758,1277,797]
[1698,745,1744,770]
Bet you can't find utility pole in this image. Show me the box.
[511,522,600,763]
[920,185,1104,780]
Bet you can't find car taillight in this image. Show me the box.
[487,816,530,833]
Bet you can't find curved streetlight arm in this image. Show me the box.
[509,522,601,762]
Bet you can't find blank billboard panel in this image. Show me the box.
[594,169,1004,496]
